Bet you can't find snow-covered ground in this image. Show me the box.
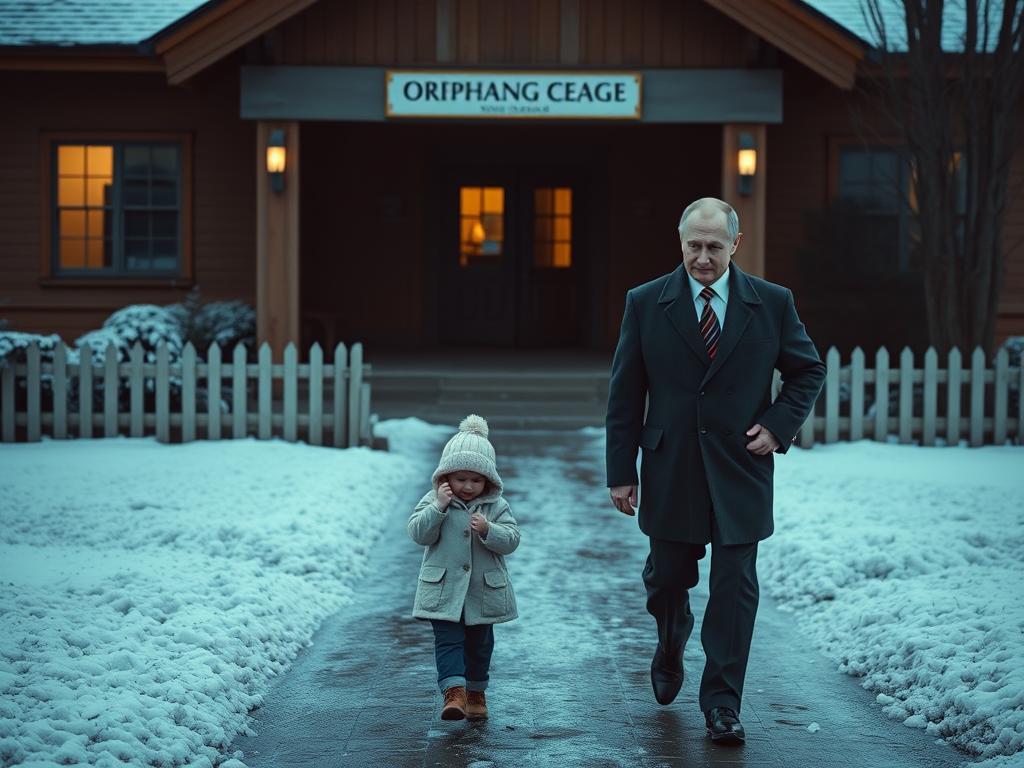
[761,442,1024,768]
[0,419,447,768]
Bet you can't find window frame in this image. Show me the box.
[39,132,193,287]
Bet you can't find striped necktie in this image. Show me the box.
[698,287,720,359]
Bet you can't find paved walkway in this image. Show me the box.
[229,431,965,768]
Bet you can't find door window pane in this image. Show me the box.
[533,187,572,268]
[459,186,504,267]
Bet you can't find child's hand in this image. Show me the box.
[436,482,454,511]
[469,513,490,537]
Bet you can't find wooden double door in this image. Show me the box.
[439,166,585,347]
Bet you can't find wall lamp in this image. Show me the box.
[266,129,287,193]
[737,131,757,196]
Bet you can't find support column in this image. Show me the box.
[256,120,300,356]
[721,124,766,278]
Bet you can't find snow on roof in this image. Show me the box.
[0,0,211,47]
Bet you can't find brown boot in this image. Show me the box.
[441,686,467,720]
[466,690,488,720]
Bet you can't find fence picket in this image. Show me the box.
[850,347,865,441]
[284,343,297,442]
[207,343,222,440]
[348,343,363,448]
[0,362,12,442]
[130,343,144,437]
[969,347,985,446]
[333,342,349,448]
[994,348,1008,445]
[874,347,889,442]
[947,348,962,445]
[898,347,913,444]
[26,343,41,442]
[825,347,840,443]
[309,343,323,446]
[79,345,93,438]
[258,343,272,440]
[233,343,247,439]
[156,342,170,443]
[360,381,371,445]
[182,343,197,442]
[53,343,67,439]
[103,342,118,438]
[922,347,938,446]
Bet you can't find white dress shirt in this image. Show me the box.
[687,267,730,330]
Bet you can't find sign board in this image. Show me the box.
[386,70,642,120]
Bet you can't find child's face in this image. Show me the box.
[447,471,487,502]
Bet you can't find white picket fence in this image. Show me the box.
[0,340,374,447]
[784,346,1022,447]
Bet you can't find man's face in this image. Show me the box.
[448,471,487,502]
[680,209,741,287]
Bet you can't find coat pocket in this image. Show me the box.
[481,569,508,617]
[417,565,446,610]
[639,425,663,450]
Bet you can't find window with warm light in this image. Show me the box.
[459,186,504,266]
[52,140,184,276]
[533,187,572,268]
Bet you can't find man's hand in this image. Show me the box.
[469,513,490,536]
[745,424,780,455]
[610,485,638,516]
[436,481,454,511]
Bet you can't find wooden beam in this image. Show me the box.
[721,124,766,278]
[703,0,863,90]
[256,121,301,356]
[161,0,319,84]
[0,55,164,72]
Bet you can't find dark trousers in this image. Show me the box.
[430,619,495,693]
[642,516,759,714]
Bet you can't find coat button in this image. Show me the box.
[463,564,471,572]
[700,427,708,435]
[700,390,705,396]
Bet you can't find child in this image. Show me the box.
[408,414,520,721]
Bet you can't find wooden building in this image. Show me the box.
[1,0,1022,356]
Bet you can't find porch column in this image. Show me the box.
[721,124,766,278]
[256,120,300,355]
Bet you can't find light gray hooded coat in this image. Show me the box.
[408,485,520,625]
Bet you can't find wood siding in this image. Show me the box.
[267,0,752,68]
[0,55,255,342]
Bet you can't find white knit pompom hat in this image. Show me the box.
[431,414,503,494]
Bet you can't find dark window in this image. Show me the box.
[52,141,182,276]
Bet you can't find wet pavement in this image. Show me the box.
[229,430,965,767]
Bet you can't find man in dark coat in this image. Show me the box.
[606,197,825,744]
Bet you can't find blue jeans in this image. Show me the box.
[431,619,495,693]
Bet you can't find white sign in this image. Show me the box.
[386,70,642,119]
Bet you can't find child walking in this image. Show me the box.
[408,414,520,721]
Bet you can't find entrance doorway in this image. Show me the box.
[439,166,585,347]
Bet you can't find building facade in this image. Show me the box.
[2,0,1022,355]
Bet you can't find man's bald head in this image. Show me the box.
[677,197,740,243]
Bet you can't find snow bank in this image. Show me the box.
[0,418,447,767]
[761,442,1024,766]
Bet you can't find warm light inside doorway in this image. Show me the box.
[459,186,505,266]
[534,187,572,268]
[56,144,113,269]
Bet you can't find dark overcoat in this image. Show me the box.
[605,263,826,545]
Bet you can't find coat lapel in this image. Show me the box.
[658,264,709,365]
[700,265,762,386]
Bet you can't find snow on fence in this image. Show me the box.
[0,340,374,447]
[781,346,1023,447]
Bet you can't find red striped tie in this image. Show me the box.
[698,287,720,359]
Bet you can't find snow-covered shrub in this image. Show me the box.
[75,304,184,363]
[168,288,256,358]
[0,331,67,412]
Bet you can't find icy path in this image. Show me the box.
[230,429,976,768]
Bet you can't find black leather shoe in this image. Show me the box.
[650,647,683,705]
[705,706,745,744]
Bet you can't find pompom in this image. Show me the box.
[459,414,489,438]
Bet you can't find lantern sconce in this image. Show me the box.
[266,129,287,193]
[737,131,757,196]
